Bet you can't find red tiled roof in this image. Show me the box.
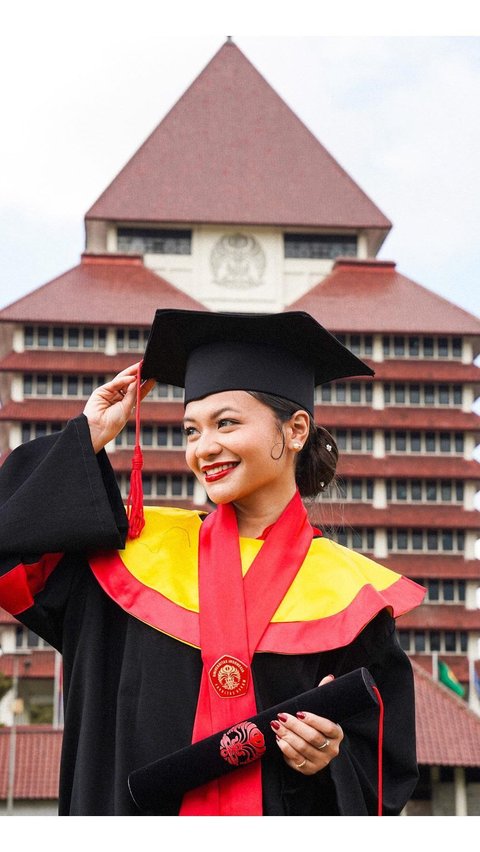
[86,42,390,233]
[312,503,478,530]
[382,555,480,580]
[0,651,55,678]
[0,727,62,800]
[110,450,188,473]
[0,254,206,324]
[398,605,480,631]
[0,351,138,374]
[371,360,480,383]
[412,661,480,766]
[338,455,480,480]
[289,260,480,335]
[315,405,480,433]
[0,400,185,424]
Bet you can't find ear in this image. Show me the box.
[285,410,310,451]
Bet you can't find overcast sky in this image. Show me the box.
[1,5,479,320]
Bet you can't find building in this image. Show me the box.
[0,37,479,810]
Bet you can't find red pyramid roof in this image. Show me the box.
[412,661,480,766]
[0,727,62,800]
[288,259,480,335]
[0,254,206,324]
[86,41,391,232]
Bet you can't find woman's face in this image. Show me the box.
[183,390,300,510]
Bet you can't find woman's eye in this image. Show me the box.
[218,419,237,428]
[183,426,197,438]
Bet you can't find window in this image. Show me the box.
[21,422,63,443]
[117,473,195,500]
[382,335,463,359]
[115,425,186,450]
[23,324,107,350]
[384,430,465,456]
[314,382,373,405]
[15,625,51,650]
[400,629,468,654]
[23,374,106,398]
[284,233,357,259]
[117,227,192,255]
[333,528,375,551]
[116,327,150,352]
[388,529,465,553]
[326,430,374,454]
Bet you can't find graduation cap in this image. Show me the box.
[127,310,374,537]
[141,309,374,416]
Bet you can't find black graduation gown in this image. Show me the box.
[0,415,419,816]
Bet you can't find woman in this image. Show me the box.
[0,309,424,816]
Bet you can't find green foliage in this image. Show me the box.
[0,671,13,701]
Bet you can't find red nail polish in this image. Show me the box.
[270,720,281,730]
[277,713,288,723]
[296,711,306,720]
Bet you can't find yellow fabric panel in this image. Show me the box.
[121,507,402,622]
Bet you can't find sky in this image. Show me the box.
[1,3,479,320]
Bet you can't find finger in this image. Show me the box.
[318,674,335,686]
[274,734,310,768]
[139,378,156,401]
[274,713,342,750]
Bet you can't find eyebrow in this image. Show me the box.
[183,406,242,425]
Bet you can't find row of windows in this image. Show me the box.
[334,334,373,357]
[330,429,373,452]
[116,328,150,351]
[410,578,466,604]
[323,479,465,505]
[387,529,465,553]
[384,383,463,407]
[315,382,373,405]
[117,474,195,499]
[334,528,375,551]
[22,327,465,363]
[332,528,466,554]
[385,431,464,454]
[15,626,51,650]
[117,227,192,255]
[386,479,464,504]
[116,228,359,260]
[24,325,107,350]
[382,335,463,360]
[284,233,357,259]
[23,374,106,397]
[322,478,374,502]
[115,425,185,448]
[398,630,468,654]
[21,422,64,442]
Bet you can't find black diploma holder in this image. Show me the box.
[128,667,379,813]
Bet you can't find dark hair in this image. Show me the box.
[247,391,338,499]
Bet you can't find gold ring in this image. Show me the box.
[317,739,330,750]
[295,759,307,769]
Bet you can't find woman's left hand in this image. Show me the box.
[271,675,344,776]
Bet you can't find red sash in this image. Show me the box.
[179,491,313,816]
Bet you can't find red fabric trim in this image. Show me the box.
[0,554,63,616]
[372,686,384,816]
[88,554,424,655]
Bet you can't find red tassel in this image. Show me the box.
[126,363,145,539]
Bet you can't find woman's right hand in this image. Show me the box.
[83,363,155,454]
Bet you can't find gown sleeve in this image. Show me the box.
[0,414,127,647]
[329,610,418,815]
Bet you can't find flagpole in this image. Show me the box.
[431,650,438,681]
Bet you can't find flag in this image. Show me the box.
[438,660,465,697]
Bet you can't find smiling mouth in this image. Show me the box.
[202,462,239,482]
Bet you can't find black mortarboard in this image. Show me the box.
[128,667,379,814]
[141,309,374,417]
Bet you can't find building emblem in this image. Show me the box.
[210,233,265,288]
[220,721,266,766]
[209,655,250,697]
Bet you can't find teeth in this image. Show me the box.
[205,463,237,476]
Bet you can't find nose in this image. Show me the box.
[193,429,222,460]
